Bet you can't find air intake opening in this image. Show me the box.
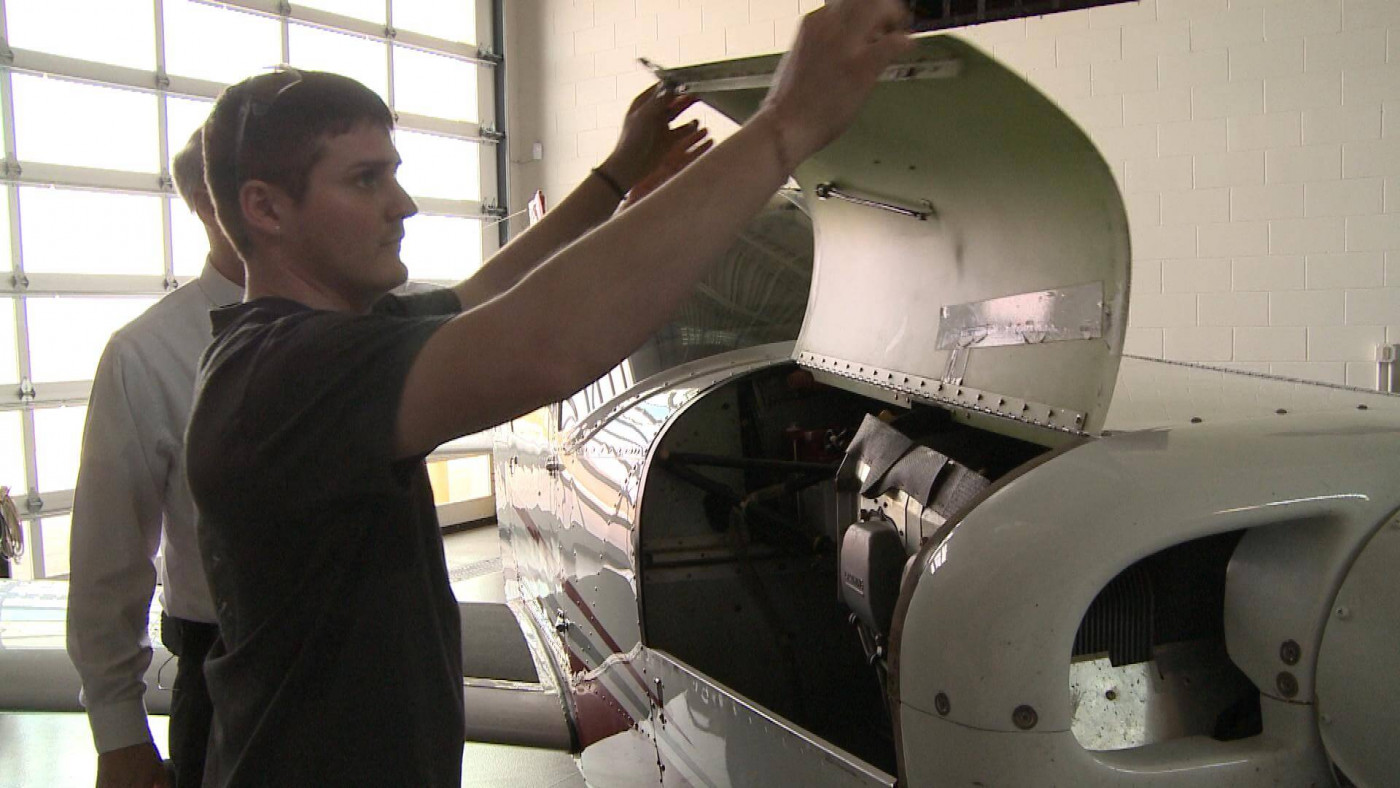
[1070,531,1262,751]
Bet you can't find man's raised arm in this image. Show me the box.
[396,0,913,458]
[451,87,709,313]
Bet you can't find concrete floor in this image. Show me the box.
[445,522,509,605]
[0,524,588,788]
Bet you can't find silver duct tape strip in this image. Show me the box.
[656,55,962,94]
[797,351,1089,435]
[936,282,1106,352]
[944,345,970,385]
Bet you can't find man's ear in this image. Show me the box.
[192,189,219,230]
[239,179,287,239]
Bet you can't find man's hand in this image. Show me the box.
[600,84,706,192]
[759,0,914,171]
[96,742,170,788]
[621,121,713,208]
[444,85,710,314]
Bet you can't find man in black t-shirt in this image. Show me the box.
[187,2,913,785]
[189,72,708,787]
[191,289,464,786]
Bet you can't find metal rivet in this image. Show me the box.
[1276,672,1299,698]
[1280,640,1301,666]
[1104,689,1117,701]
[934,693,950,716]
[1012,705,1038,730]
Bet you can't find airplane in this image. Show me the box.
[484,33,1400,787]
[4,26,1400,788]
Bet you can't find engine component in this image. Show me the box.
[841,518,909,640]
[838,414,992,522]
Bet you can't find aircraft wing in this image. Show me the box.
[1,578,575,751]
[456,597,574,750]
[0,579,174,713]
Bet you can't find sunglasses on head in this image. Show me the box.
[231,67,305,184]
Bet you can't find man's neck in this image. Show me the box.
[209,248,247,289]
[243,250,376,314]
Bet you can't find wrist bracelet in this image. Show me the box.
[591,166,627,200]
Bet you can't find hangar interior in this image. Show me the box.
[2,0,1400,785]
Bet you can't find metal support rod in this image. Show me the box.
[814,182,934,221]
[491,0,509,251]
[657,458,812,541]
[657,457,745,505]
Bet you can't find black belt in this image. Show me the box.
[161,613,219,657]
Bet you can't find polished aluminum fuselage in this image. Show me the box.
[496,340,1400,786]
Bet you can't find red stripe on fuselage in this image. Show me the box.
[561,580,661,708]
[512,505,660,743]
[567,654,641,746]
[515,506,545,544]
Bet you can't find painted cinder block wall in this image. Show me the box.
[505,0,1400,388]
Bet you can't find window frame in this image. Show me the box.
[0,0,504,578]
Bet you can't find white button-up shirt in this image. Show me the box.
[66,261,242,753]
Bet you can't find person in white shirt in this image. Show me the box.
[67,127,245,788]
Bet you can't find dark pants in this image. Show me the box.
[161,614,219,788]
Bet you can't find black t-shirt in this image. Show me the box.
[187,289,464,788]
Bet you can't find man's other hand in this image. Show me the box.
[96,742,170,788]
[621,120,713,208]
[602,84,705,191]
[760,0,914,171]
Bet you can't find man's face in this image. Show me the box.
[282,122,417,304]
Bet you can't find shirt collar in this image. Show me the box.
[196,256,244,308]
[210,297,311,336]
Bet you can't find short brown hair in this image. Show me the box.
[172,127,207,212]
[203,69,394,256]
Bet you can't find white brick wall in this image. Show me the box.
[507,0,1400,388]
[973,0,1400,380]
